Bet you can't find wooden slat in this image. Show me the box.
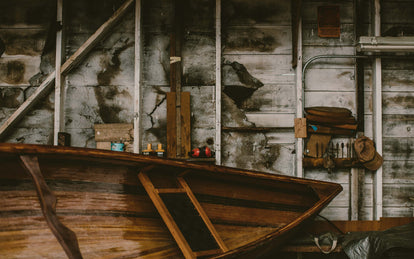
[133,0,143,154]
[167,92,177,158]
[54,0,65,145]
[138,171,194,259]
[0,0,134,140]
[180,92,191,158]
[178,177,228,252]
[156,188,186,194]
[94,123,133,142]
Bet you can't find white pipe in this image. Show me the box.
[54,0,64,145]
[133,0,142,154]
[295,16,303,178]
[372,0,383,220]
[215,0,222,165]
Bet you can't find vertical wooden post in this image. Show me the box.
[167,93,177,158]
[181,92,191,157]
[215,0,222,165]
[372,0,383,220]
[54,0,65,145]
[167,0,191,159]
[133,0,142,154]
[294,0,304,178]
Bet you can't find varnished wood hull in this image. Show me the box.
[0,144,342,258]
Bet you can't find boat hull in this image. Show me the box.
[0,144,342,258]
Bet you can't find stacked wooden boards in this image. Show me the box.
[305,107,357,136]
[0,143,342,258]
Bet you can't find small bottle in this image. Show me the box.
[155,144,165,157]
[142,143,154,156]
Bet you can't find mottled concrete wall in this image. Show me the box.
[0,0,55,144]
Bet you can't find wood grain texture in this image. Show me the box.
[167,92,177,158]
[0,143,342,258]
[19,155,82,259]
[180,92,191,158]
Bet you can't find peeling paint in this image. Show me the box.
[0,88,23,108]
[222,94,255,127]
[223,61,264,107]
[223,0,288,25]
[94,87,127,123]
[2,61,25,84]
[224,29,279,52]
[222,132,280,172]
[384,95,414,110]
[97,38,133,85]
[0,30,47,56]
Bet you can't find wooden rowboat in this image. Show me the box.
[0,143,342,258]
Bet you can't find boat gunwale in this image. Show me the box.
[0,143,340,187]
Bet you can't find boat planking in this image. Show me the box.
[0,143,342,258]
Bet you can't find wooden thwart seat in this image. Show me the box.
[138,170,228,259]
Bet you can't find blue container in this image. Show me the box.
[111,142,124,151]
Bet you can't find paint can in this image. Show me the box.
[111,142,125,152]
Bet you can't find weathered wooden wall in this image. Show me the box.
[0,0,413,220]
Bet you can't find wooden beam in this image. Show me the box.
[167,92,177,158]
[352,0,365,221]
[0,0,134,140]
[372,0,383,220]
[295,8,303,178]
[291,0,302,68]
[54,0,65,145]
[133,0,142,154]
[215,0,222,165]
[180,92,191,158]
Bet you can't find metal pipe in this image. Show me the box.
[302,55,369,84]
[301,55,370,116]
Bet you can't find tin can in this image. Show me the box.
[111,142,124,152]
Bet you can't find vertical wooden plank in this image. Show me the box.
[170,0,183,158]
[215,0,222,165]
[181,92,191,158]
[133,0,142,154]
[167,92,177,158]
[350,168,361,220]
[372,0,383,220]
[54,0,65,145]
[291,0,302,68]
[296,11,304,178]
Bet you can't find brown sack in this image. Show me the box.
[354,136,383,170]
